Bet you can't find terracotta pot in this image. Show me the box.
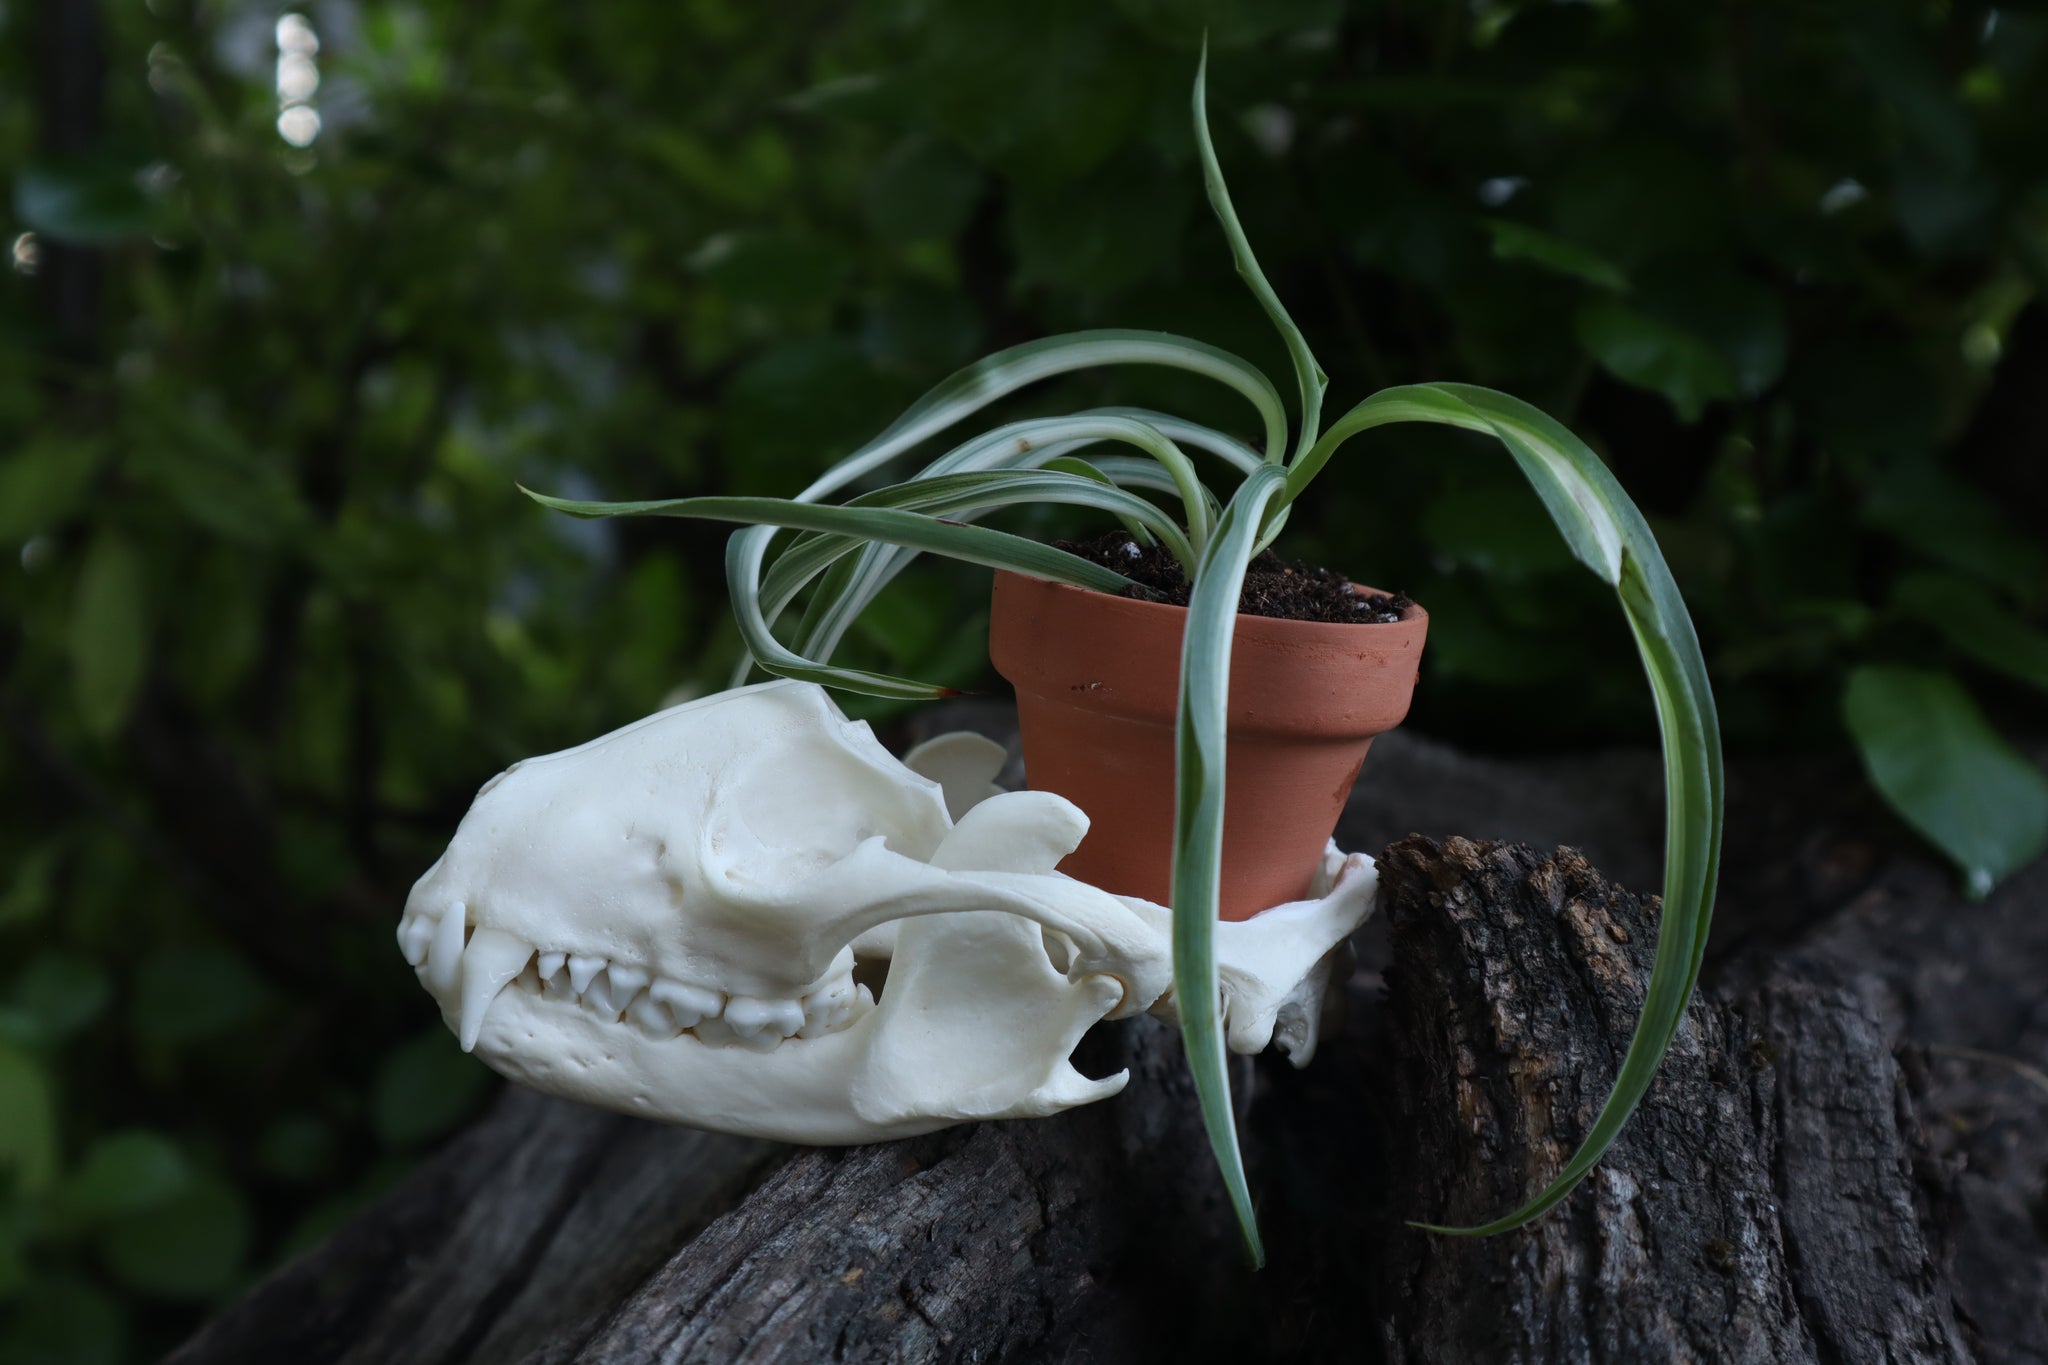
[989,571,1428,921]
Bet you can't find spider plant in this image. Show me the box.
[524,49,1723,1265]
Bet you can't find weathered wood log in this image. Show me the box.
[166,1013,1236,1365]
[164,728,2048,1364]
[1367,836,1972,1364]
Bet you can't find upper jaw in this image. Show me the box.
[397,899,868,1055]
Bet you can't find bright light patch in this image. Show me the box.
[277,105,322,147]
[275,13,320,147]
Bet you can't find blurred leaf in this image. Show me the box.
[1894,159,1999,258]
[1863,464,2048,603]
[6,953,111,1045]
[129,945,269,1048]
[133,435,312,548]
[1574,298,1736,420]
[0,846,61,931]
[1112,0,1340,47]
[1846,20,1975,171]
[64,1132,193,1222]
[1844,665,2048,896]
[1420,477,1576,577]
[1010,155,1192,293]
[864,136,985,241]
[692,231,851,315]
[13,157,159,244]
[98,1172,251,1300]
[255,1115,336,1184]
[0,1042,57,1193]
[1637,262,1788,397]
[372,1029,494,1148]
[1485,219,1627,291]
[0,1280,126,1365]
[1894,571,2048,692]
[68,535,150,739]
[0,442,105,543]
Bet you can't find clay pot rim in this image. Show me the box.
[996,571,1429,636]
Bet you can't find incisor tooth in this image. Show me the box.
[427,901,467,994]
[398,916,432,967]
[566,955,605,995]
[458,929,534,1052]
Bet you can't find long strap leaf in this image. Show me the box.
[729,331,1289,686]
[519,486,1133,698]
[1281,383,1723,1233]
[786,412,1213,665]
[762,467,1196,613]
[1172,461,1291,1267]
[1193,45,1327,462]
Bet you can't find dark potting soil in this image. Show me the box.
[1057,530,1414,625]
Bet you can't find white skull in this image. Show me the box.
[399,680,1376,1143]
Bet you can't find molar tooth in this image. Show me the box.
[537,951,566,980]
[626,992,676,1037]
[566,954,605,995]
[725,995,804,1040]
[458,929,534,1052]
[692,1014,740,1047]
[797,975,859,1038]
[427,901,467,994]
[649,979,722,1030]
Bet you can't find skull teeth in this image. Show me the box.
[399,902,870,1050]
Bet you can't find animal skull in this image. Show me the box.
[400,680,1375,1143]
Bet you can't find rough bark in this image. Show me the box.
[166,1014,1231,1365]
[1370,836,1970,1364]
[165,728,2047,1364]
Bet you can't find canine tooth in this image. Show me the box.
[566,954,605,995]
[626,992,676,1037]
[427,901,467,994]
[458,929,534,1052]
[607,965,650,998]
[725,995,803,1040]
[537,951,566,980]
[649,980,722,1029]
[398,916,432,967]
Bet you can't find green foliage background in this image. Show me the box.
[3,1,2046,1358]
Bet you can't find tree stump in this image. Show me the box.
[165,730,2048,1364]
